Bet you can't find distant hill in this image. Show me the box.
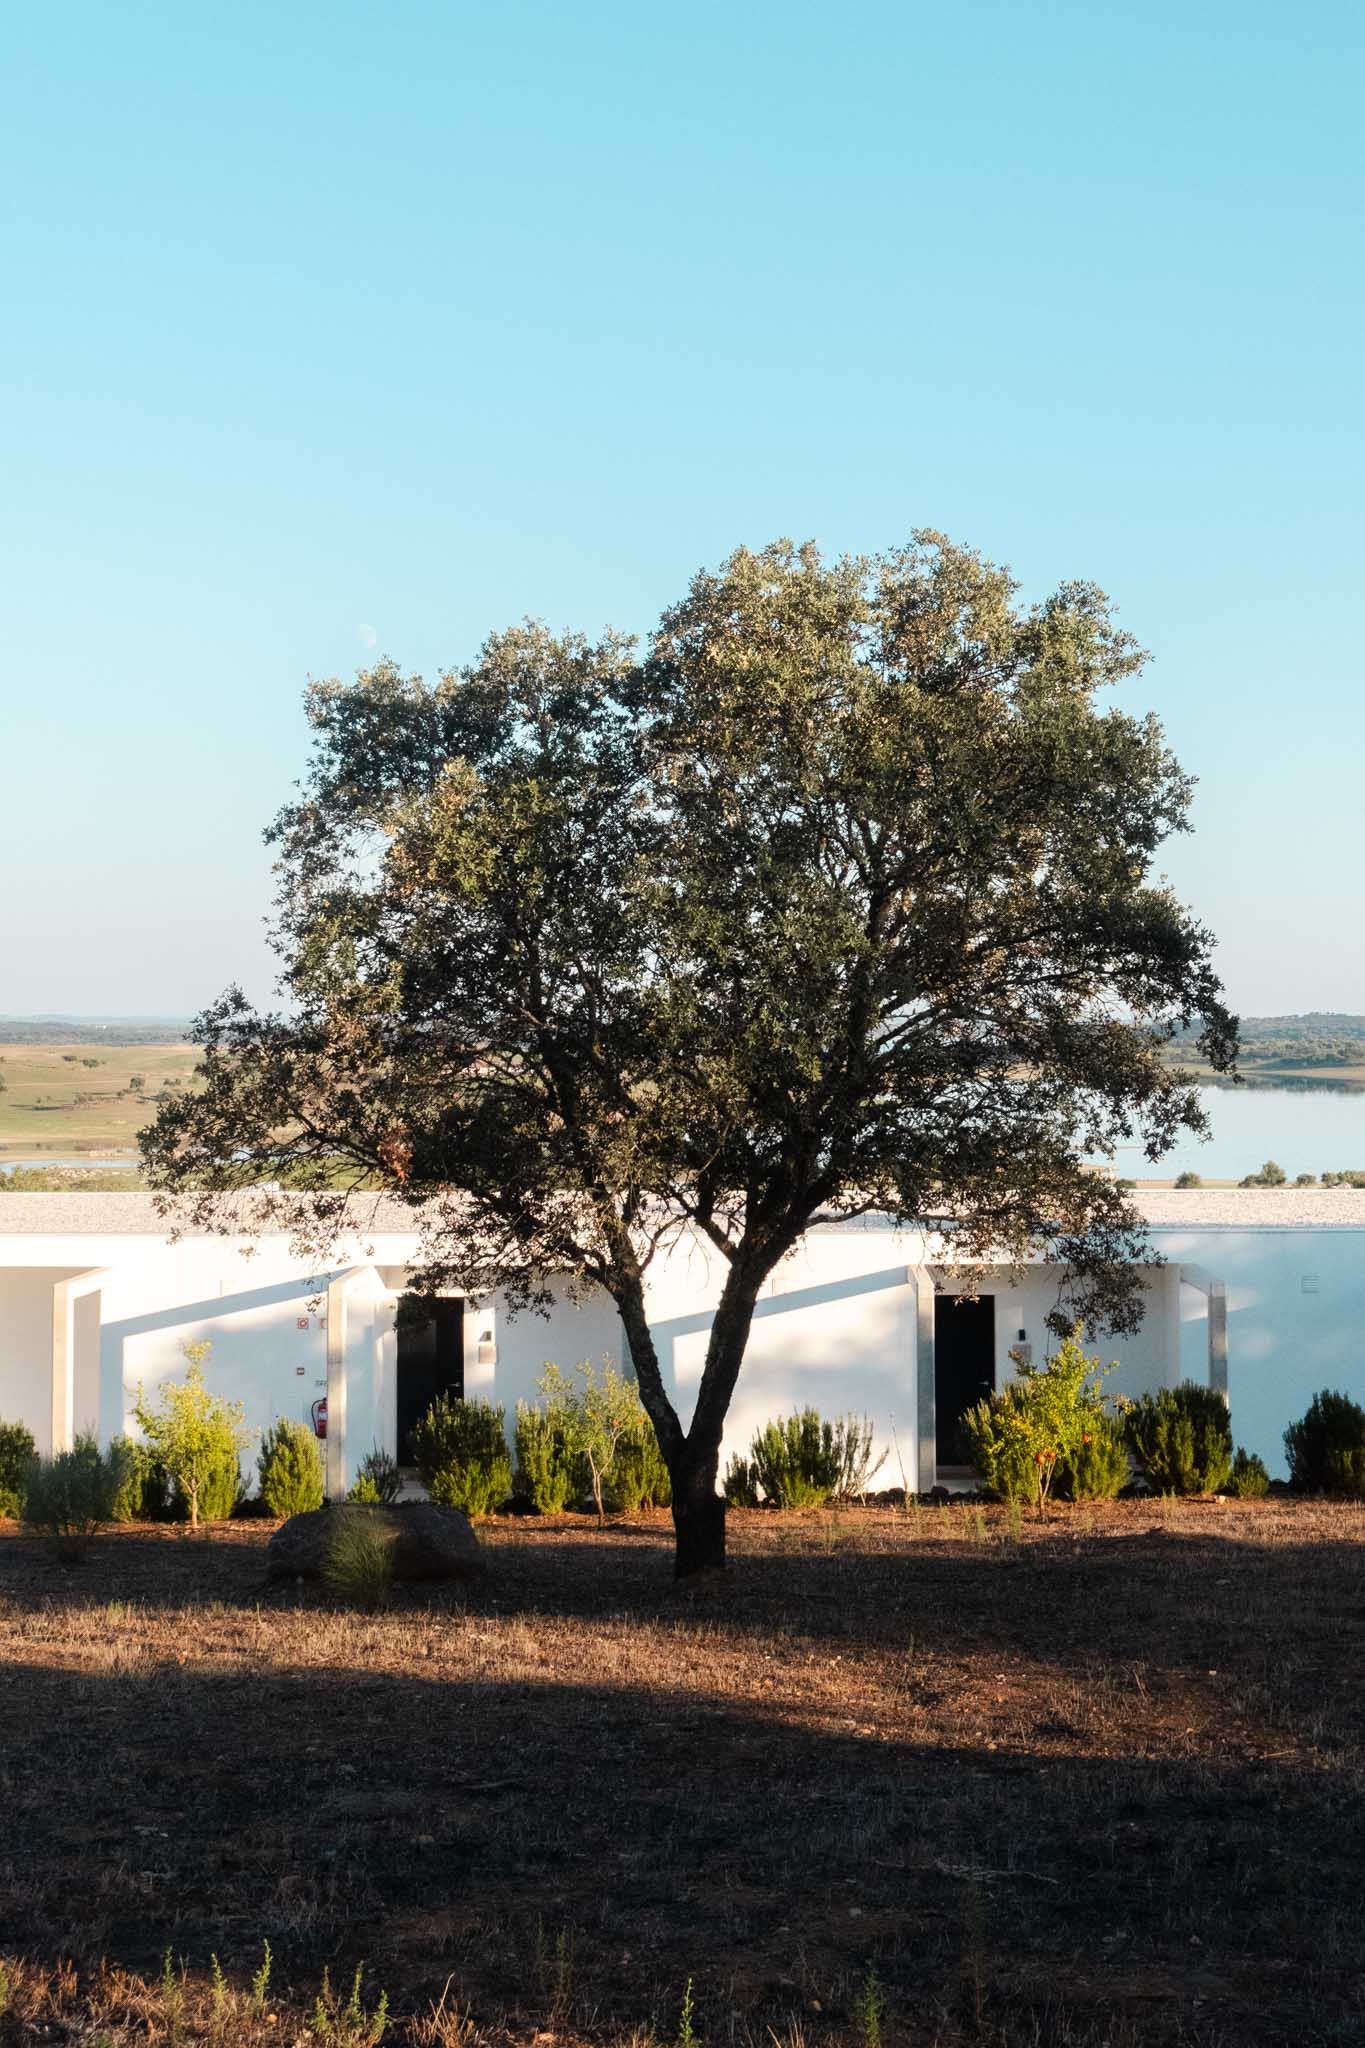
[0,1015,192,1046]
[1236,1013,1365,1039]
[1173,1013,1365,1068]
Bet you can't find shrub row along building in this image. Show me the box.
[2,1190,1362,1492]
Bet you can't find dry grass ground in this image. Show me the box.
[2,1500,1365,2045]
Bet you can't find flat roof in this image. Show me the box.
[0,1192,420,1237]
[1132,1188,1365,1230]
[0,1187,1363,1238]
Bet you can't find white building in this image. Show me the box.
[2,1190,1363,1493]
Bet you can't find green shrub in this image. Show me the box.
[410,1395,511,1515]
[133,1341,252,1527]
[322,1511,397,1610]
[604,1411,673,1512]
[22,1434,129,1559]
[536,1361,649,1523]
[1054,1410,1130,1500]
[750,1413,832,1508]
[0,1420,36,1517]
[1284,1389,1365,1496]
[107,1434,170,1521]
[1122,1382,1233,1495]
[961,1330,1118,1515]
[198,1439,248,1522]
[1174,1171,1203,1189]
[307,1963,390,2046]
[960,1387,1036,1504]
[257,1417,325,1518]
[723,1453,760,1508]
[355,1445,402,1504]
[141,1457,172,1519]
[746,1409,885,1509]
[513,1397,576,1512]
[1227,1447,1271,1498]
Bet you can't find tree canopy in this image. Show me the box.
[141,532,1235,1572]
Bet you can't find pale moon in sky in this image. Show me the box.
[357,622,378,650]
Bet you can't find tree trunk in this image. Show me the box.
[667,1263,768,1577]
[671,1442,728,1576]
[614,1245,773,1578]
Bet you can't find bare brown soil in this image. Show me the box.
[2,1499,1364,2045]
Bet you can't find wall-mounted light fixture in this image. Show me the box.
[477,1328,496,1367]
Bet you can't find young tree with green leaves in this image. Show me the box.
[140,534,1234,1574]
[963,1328,1118,1518]
[537,1360,642,1525]
[133,1340,251,1528]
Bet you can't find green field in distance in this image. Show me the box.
[0,1042,199,1161]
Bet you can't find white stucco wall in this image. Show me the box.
[489,1276,624,1417]
[2,1200,1362,1490]
[664,1247,1179,1485]
[1159,1225,1365,1477]
[0,1267,98,1454]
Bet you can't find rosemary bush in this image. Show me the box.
[107,1435,169,1521]
[745,1408,884,1508]
[604,1408,672,1512]
[356,1445,402,1503]
[1284,1390,1365,1496]
[513,1397,576,1512]
[1054,1409,1131,1500]
[257,1417,325,1517]
[723,1453,760,1508]
[22,1434,129,1559]
[0,1419,36,1520]
[1227,1446,1271,1498]
[1122,1382,1233,1496]
[410,1395,511,1515]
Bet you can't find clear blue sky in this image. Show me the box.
[3,0,1362,1019]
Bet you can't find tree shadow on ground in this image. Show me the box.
[2,1590,1365,2043]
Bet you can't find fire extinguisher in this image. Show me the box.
[311,1397,327,1440]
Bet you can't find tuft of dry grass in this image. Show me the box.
[2,1499,1365,2043]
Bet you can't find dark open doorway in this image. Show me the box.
[396,1295,464,1461]
[934,1292,995,1471]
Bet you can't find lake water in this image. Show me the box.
[3,1082,1365,1186]
[1110,1081,1365,1183]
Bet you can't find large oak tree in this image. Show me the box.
[141,534,1235,1574]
